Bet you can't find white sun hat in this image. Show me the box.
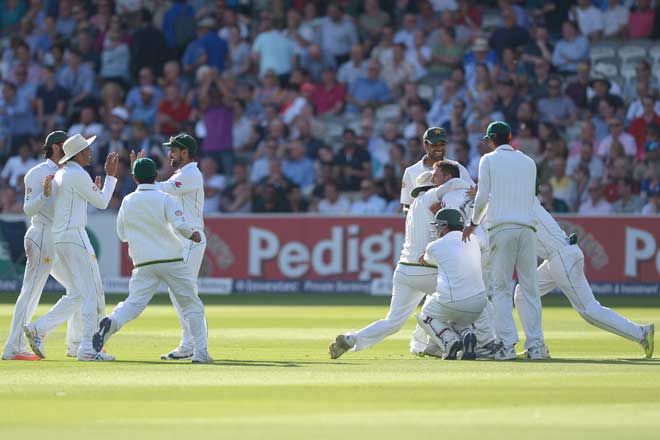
[59,134,97,165]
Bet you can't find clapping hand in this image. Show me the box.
[94,176,102,189]
[129,149,146,170]
[104,152,119,177]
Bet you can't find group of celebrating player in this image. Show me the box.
[2,131,211,363]
[329,124,655,361]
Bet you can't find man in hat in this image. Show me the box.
[400,127,472,213]
[415,208,487,360]
[132,133,206,360]
[329,163,469,359]
[463,121,548,360]
[2,131,82,360]
[24,135,119,361]
[92,158,212,363]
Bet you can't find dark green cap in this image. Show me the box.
[483,121,511,140]
[430,208,464,228]
[423,127,448,144]
[163,133,198,156]
[132,157,158,182]
[411,185,435,198]
[44,130,68,148]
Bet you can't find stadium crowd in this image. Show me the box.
[0,0,659,216]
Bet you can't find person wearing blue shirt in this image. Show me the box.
[162,0,195,48]
[346,59,392,114]
[552,21,589,74]
[183,17,228,75]
[282,141,316,192]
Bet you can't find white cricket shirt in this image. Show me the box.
[400,156,473,206]
[23,159,59,226]
[51,162,117,235]
[533,199,570,260]
[155,162,204,230]
[472,145,537,230]
[117,184,194,267]
[424,231,485,302]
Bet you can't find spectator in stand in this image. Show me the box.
[428,79,462,128]
[549,157,572,205]
[350,179,386,215]
[629,96,660,159]
[0,187,22,213]
[489,6,530,60]
[130,86,159,127]
[232,100,257,162]
[567,139,604,179]
[589,76,623,115]
[345,59,392,114]
[592,97,618,141]
[570,0,604,40]
[96,106,131,169]
[0,81,37,148]
[626,80,660,121]
[642,190,660,215]
[643,124,660,162]
[406,30,432,82]
[317,181,351,215]
[552,20,589,74]
[598,118,637,161]
[565,61,591,110]
[494,77,523,131]
[537,76,578,125]
[283,9,313,55]
[156,83,191,137]
[226,26,251,79]
[221,162,252,213]
[254,160,296,213]
[200,157,226,214]
[371,25,396,66]
[334,138,372,191]
[521,23,553,68]
[319,3,358,65]
[131,121,165,162]
[1,144,38,189]
[100,26,131,84]
[603,0,630,39]
[578,178,612,215]
[8,40,41,85]
[253,182,291,213]
[300,44,336,83]
[539,183,570,213]
[529,58,552,100]
[251,11,296,83]
[629,0,656,39]
[35,64,68,134]
[358,0,391,44]
[612,178,645,214]
[183,17,228,76]
[130,8,169,78]
[198,72,234,174]
[382,43,415,98]
[464,37,497,90]
[250,138,280,184]
[337,44,368,88]
[126,67,163,111]
[427,27,463,84]
[394,13,418,50]
[311,68,345,116]
[567,164,591,212]
[56,48,95,108]
[282,140,315,193]
[68,105,105,140]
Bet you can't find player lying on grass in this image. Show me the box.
[92,158,212,364]
[514,199,654,359]
[415,208,486,360]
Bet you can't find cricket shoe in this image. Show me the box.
[161,346,194,361]
[518,344,551,360]
[3,352,40,361]
[23,324,46,359]
[641,323,655,358]
[93,318,118,352]
[191,352,214,364]
[78,351,115,362]
[493,345,517,361]
[329,334,354,359]
[460,331,478,360]
[475,341,503,359]
[414,314,462,360]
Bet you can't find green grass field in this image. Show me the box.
[1,294,659,440]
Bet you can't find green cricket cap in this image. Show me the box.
[163,133,198,156]
[430,208,464,228]
[483,121,511,140]
[423,127,448,144]
[44,130,68,148]
[132,157,158,182]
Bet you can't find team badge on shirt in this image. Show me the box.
[175,181,182,188]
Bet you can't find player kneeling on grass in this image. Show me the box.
[415,208,486,360]
[92,158,212,363]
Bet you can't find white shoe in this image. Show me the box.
[519,344,551,360]
[191,352,214,364]
[493,345,517,361]
[23,324,46,359]
[77,351,115,361]
[160,346,194,360]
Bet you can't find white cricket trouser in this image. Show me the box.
[169,231,207,350]
[351,263,436,351]
[110,261,208,355]
[514,245,643,343]
[2,223,81,358]
[422,293,488,333]
[490,226,544,349]
[33,228,105,355]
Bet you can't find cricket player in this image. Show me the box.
[416,208,486,360]
[408,161,499,358]
[24,134,118,361]
[514,200,655,358]
[92,158,212,363]
[400,127,473,212]
[2,131,82,360]
[329,163,468,359]
[133,133,207,360]
[463,121,547,360]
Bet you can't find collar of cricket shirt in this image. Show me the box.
[137,184,157,191]
[46,158,58,169]
[178,162,198,173]
[495,144,514,151]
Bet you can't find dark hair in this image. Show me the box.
[491,133,510,146]
[140,7,153,23]
[436,160,460,178]
[137,175,156,184]
[448,224,464,232]
[44,144,54,159]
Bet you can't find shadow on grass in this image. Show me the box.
[105,358,356,367]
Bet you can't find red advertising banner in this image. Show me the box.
[121,216,660,295]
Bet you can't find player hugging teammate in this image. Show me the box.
[330,124,654,361]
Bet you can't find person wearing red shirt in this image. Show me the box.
[629,0,656,38]
[311,68,346,116]
[156,84,191,137]
[629,95,660,160]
